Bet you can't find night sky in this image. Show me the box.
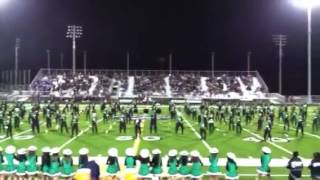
[0,0,319,95]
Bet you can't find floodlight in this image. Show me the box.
[0,0,9,6]
[292,0,320,9]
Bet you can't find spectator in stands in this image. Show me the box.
[309,152,320,180]
[287,151,303,180]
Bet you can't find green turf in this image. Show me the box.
[0,104,319,177]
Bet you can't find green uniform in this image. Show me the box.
[61,158,74,176]
[27,154,38,174]
[106,157,119,174]
[208,154,220,174]
[257,154,271,174]
[151,158,162,174]
[191,161,202,177]
[0,154,3,172]
[138,163,149,176]
[178,156,189,175]
[167,158,178,175]
[226,160,238,178]
[125,156,135,169]
[5,153,15,173]
[49,157,60,176]
[16,158,27,175]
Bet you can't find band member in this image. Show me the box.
[263,125,272,142]
[91,112,98,134]
[150,111,158,134]
[4,113,13,138]
[71,113,79,137]
[60,113,69,134]
[175,115,184,134]
[31,111,40,134]
[119,114,126,134]
[135,117,142,139]
[296,116,304,136]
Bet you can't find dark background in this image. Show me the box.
[0,0,319,95]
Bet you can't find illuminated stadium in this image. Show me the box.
[0,0,320,180]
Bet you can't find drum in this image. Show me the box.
[74,168,91,180]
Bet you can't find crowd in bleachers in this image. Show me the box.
[169,73,202,97]
[134,73,167,97]
[30,70,267,99]
[206,74,241,97]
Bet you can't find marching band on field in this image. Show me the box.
[0,100,319,179]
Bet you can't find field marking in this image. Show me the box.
[180,112,211,150]
[0,122,45,143]
[58,119,103,150]
[133,120,145,154]
[274,122,320,140]
[243,128,295,156]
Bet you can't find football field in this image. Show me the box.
[1,104,319,179]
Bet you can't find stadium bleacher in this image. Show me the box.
[29,69,268,100]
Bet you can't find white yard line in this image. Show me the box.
[58,119,103,150]
[0,122,45,143]
[133,120,145,154]
[180,112,211,150]
[275,122,320,140]
[243,128,294,156]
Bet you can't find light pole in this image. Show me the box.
[211,52,215,78]
[273,35,287,95]
[14,38,20,85]
[247,51,251,76]
[126,52,130,76]
[46,49,51,75]
[66,25,83,75]
[169,53,172,75]
[292,0,320,103]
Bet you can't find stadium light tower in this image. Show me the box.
[292,0,320,103]
[14,38,20,86]
[273,35,287,95]
[66,25,83,75]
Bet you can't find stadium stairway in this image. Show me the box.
[164,76,171,97]
[200,77,209,93]
[125,76,134,97]
[88,75,98,96]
